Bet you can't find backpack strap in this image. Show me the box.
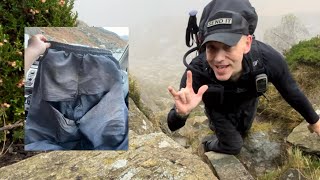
[249,39,264,75]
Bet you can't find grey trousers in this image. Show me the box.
[204,97,258,155]
[25,41,128,150]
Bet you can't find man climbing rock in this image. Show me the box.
[167,0,320,155]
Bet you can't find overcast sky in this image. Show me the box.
[103,27,128,36]
[74,0,320,27]
[73,0,320,100]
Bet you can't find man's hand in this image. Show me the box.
[25,34,51,73]
[27,34,51,55]
[308,119,320,136]
[168,70,208,116]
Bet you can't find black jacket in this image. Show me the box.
[167,40,319,131]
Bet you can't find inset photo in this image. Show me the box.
[24,27,129,150]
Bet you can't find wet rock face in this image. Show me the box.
[0,131,217,180]
[172,115,211,149]
[170,115,284,177]
[239,131,282,177]
[129,98,158,135]
[287,121,320,156]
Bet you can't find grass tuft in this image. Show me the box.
[258,147,320,180]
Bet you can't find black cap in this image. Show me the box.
[202,10,250,47]
[198,0,258,48]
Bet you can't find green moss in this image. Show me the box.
[189,110,205,118]
[104,158,116,165]
[251,121,273,132]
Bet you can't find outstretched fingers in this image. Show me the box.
[168,86,178,97]
[168,86,188,104]
[197,85,208,97]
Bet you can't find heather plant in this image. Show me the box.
[0,0,77,149]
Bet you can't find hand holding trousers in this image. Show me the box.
[25,42,128,150]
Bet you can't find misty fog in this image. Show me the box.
[73,0,320,112]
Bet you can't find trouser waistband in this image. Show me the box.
[47,41,113,56]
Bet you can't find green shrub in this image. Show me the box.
[0,0,77,145]
[129,74,153,119]
[129,75,141,109]
[285,36,320,67]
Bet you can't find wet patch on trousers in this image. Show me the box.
[25,41,128,150]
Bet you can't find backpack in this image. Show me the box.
[183,0,267,95]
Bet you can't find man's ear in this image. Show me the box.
[243,35,253,54]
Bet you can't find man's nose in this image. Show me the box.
[214,49,225,63]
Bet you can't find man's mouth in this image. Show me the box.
[215,65,229,69]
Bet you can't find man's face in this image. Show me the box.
[205,35,252,81]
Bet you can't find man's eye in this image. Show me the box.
[223,45,232,52]
[206,45,216,51]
